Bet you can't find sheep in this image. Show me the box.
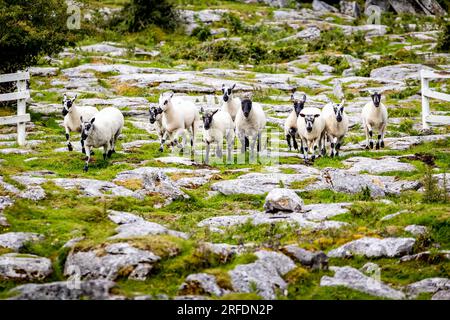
[284,93,306,152]
[201,108,235,164]
[297,107,326,162]
[80,107,124,172]
[322,99,349,157]
[159,92,201,153]
[62,94,98,154]
[235,98,266,159]
[221,84,241,122]
[149,105,165,152]
[361,91,388,150]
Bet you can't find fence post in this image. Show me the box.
[16,77,27,145]
[421,70,430,130]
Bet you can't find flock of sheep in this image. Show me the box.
[61,85,388,171]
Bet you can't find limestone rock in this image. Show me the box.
[64,243,161,281]
[0,232,44,251]
[320,266,405,299]
[313,0,339,12]
[229,250,296,299]
[405,278,450,298]
[328,237,415,258]
[9,280,117,300]
[404,225,428,237]
[282,245,328,270]
[343,156,416,174]
[432,290,450,300]
[179,273,228,297]
[263,188,304,213]
[0,253,52,281]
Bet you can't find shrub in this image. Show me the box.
[436,19,450,53]
[110,0,180,32]
[0,0,74,74]
[422,167,448,204]
[191,25,212,41]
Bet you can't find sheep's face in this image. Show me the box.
[300,113,320,132]
[202,110,218,130]
[241,99,252,118]
[332,101,345,123]
[222,84,236,102]
[62,95,76,116]
[81,117,95,140]
[159,92,174,111]
[292,94,306,117]
[371,92,381,108]
[149,106,163,124]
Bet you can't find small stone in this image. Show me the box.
[263,188,304,213]
[404,225,428,237]
[282,245,328,270]
[179,273,228,297]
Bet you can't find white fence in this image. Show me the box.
[421,69,450,130]
[0,71,31,146]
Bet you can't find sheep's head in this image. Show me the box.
[370,91,382,108]
[159,92,174,111]
[241,99,252,118]
[292,93,306,117]
[202,109,219,130]
[149,106,163,124]
[332,99,345,123]
[62,94,77,116]
[300,112,320,132]
[222,84,236,103]
[80,116,95,140]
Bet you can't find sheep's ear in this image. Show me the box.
[231,84,236,90]
[168,92,174,99]
[63,94,67,101]
[200,107,205,115]
[80,116,83,122]
[72,94,77,102]
[314,114,320,118]
[212,109,219,116]
[90,117,95,124]
[301,94,306,103]
[340,99,345,107]
[222,84,225,88]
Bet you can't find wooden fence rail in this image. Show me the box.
[0,71,31,146]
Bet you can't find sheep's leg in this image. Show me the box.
[81,138,85,154]
[321,132,327,156]
[328,134,335,157]
[205,141,210,164]
[103,144,109,161]
[83,146,91,172]
[378,122,386,149]
[367,123,374,149]
[107,138,114,159]
[158,133,165,152]
[65,127,73,152]
[301,137,309,162]
[257,132,262,153]
[250,134,258,160]
[286,134,292,151]
[226,129,235,164]
[239,131,246,154]
[335,136,343,157]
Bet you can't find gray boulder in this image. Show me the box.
[343,156,416,174]
[370,64,434,81]
[320,266,405,299]
[179,273,229,297]
[400,250,450,262]
[29,67,59,77]
[0,232,44,251]
[229,250,296,299]
[432,290,450,300]
[282,245,328,270]
[404,225,428,237]
[328,237,415,258]
[405,278,450,298]
[340,1,361,17]
[264,188,304,213]
[9,280,117,300]
[0,253,52,280]
[64,243,161,281]
[313,0,339,12]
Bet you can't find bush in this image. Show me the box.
[111,0,180,32]
[0,0,74,74]
[191,25,212,41]
[436,19,450,53]
[422,167,448,204]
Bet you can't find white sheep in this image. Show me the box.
[297,107,326,161]
[361,91,388,150]
[221,84,241,122]
[201,108,235,164]
[149,105,165,152]
[235,98,266,159]
[284,93,306,152]
[80,107,124,172]
[159,92,201,153]
[62,94,98,154]
[322,99,349,157]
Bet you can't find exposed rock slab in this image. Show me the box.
[320,266,405,299]
[343,156,416,174]
[328,237,415,258]
[405,278,450,299]
[282,245,328,270]
[229,250,296,300]
[179,273,229,297]
[0,232,44,251]
[64,243,160,281]
[0,253,52,281]
[264,188,304,213]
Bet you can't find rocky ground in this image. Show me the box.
[0,1,449,300]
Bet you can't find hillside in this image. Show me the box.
[0,0,449,300]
